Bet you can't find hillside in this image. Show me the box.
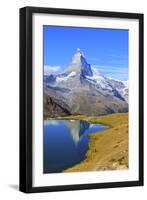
[63,113,128,172]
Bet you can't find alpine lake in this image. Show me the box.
[43,119,108,173]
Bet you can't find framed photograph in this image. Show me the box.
[19,7,144,193]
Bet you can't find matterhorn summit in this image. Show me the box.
[71,48,83,64]
[67,48,93,77]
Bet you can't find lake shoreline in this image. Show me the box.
[44,117,109,173]
[60,113,128,172]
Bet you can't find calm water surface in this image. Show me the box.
[43,120,108,173]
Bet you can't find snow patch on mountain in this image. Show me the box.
[108,78,128,102]
[86,67,112,91]
[56,71,76,82]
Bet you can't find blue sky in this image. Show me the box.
[44,26,128,80]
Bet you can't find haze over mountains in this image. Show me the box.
[44,48,128,118]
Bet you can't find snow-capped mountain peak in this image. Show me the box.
[44,48,128,104]
[67,48,82,73]
[67,48,93,77]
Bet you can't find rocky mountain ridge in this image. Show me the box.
[44,48,128,118]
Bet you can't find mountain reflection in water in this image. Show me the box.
[43,120,107,173]
[64,120,90,144]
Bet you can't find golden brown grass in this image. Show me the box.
[62,113,128,172]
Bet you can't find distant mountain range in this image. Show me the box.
[44,48,128,118]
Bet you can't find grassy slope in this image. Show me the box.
[61,113,128,172]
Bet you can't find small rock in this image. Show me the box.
[116,165,128,170]
[112,162,119,168]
